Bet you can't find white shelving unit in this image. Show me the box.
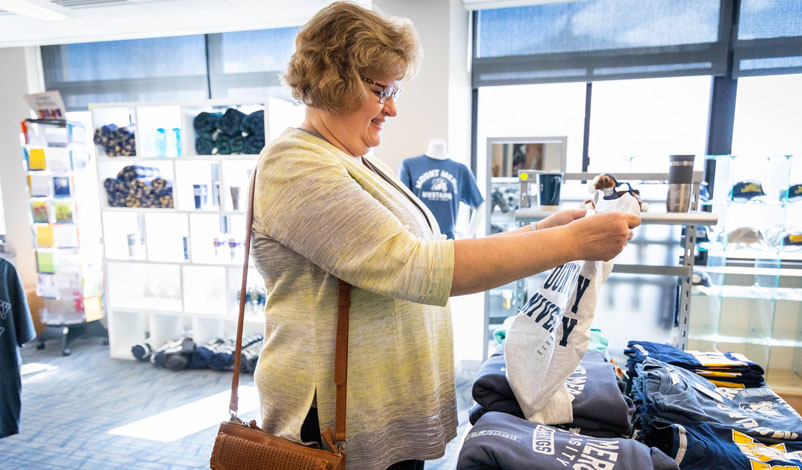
[90,98,304,359]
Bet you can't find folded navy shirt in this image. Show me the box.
[471,348,634,436]
[457,412,678,470]
[633,358,802,441]
[625,341,764,387]
[471,348,526,417]
[645,418,802,470]
[567,354,635,435]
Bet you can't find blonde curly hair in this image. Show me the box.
[283,1,422,114]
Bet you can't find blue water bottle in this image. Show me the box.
[172,127,182,157]
[155,128,167,157]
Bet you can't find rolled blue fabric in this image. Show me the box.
[151,336,189,369]
[131,343,152,361]
[193,112,220,134]
[190,347,213,369]
[241,338,263,373]
[241,110,265,137]
[229,135,246,154]
[190,338,223,369]
[209,338,236,370]
[152,350,167,368]
[116,165,160,183]
[216,108,245,136]
[244,134,265,155]
[215,134,232,155]
[195,137,214,155]
[165,353,189,371]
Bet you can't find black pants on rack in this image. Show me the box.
[301,407,425,470]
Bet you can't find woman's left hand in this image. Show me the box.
[536,209,587,230]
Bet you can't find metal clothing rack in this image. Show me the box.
[508,171,717,356]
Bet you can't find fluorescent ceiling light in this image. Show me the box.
[462,0,575,11]
[0,0,74,21]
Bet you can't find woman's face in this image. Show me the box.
[325,75,399,156]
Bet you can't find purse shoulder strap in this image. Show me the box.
[229,168,350,454]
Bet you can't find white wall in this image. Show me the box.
[372,0,471,172]
[0,47,44,286]
[372,0,484,365]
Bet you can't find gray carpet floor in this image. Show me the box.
[0,337,474,469]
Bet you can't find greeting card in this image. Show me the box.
[53,176,72,197]
[36,225,54,247]
[53,201,74,223]
[29,174,51,197]
[31,201,50,223]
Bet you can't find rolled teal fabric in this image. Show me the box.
[241,110,265,137]
[193,112,219,134]
[215,134,232,155]
[244,134,265,155]
[216,108,245,136]
[195,137,214,155]
[230,135,246,154]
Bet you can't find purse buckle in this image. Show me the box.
[228,411,246,426]
[335,440,346,454]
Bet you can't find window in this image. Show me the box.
[476,82,587,182]
[207,27,299,100]
[477,0,720,58]
[733,0,802,76]
[473,0,725,86]
[587,76,711,172]
[42,35,208,110]
[738,0,802,40]
[731,74,802,157]
[42,27,301,110]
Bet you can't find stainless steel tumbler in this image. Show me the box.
[666,154,695,212]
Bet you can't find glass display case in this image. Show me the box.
[690,154,802,396]
[92,98,304,359]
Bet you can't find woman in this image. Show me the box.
[251,2,640,469]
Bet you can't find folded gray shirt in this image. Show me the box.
[458,411,678,470]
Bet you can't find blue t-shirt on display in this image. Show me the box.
[399,155,483,239]
[1,258,36,438]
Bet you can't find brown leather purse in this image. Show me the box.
[210,170,350,470]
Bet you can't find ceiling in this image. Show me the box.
[0,0,566,49]
[0,0,346,48]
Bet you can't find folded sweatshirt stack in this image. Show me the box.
[625,340,765,388]
[632,358,802,469]
[458,412,678,470]
[470,344,635,438]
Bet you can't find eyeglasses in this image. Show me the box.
[362,77,401,103]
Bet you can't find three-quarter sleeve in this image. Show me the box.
[253,136,454,306]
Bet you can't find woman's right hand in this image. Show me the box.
[564,212,641,261]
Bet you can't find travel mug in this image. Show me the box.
[538,173,563,210]
[127,233,137,258]
[666,155,695,212]
[230,186,241,211]
[193,184,208,209]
